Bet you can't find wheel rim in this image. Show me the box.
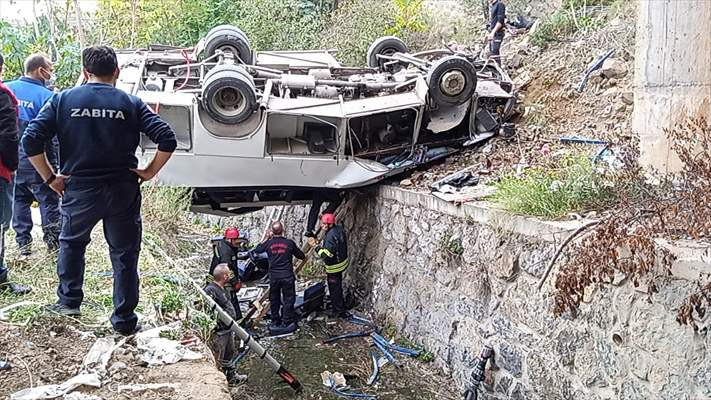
[218,44,242,59]
[378,47,398,66]
[210,86,247,117]
[439,69,467,97]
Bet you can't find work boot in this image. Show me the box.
[45,303,81,316]
[225,368,248,385]
[0,280,32,295]
[45,238,59,253]
[114,323,142,336]
[338,311,353,320]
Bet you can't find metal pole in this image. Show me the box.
[150,243,302,392]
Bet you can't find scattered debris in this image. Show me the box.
[371,333,421,357]
[0,360,10,370]
[10,373,101,400]
[62,393,102,400]
[320,371,347,388]
[430,166,480,193]
[135,325,202,366]
[559,135,608,146]
[116,383,179,393]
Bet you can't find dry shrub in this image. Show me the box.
[553,113,711,330]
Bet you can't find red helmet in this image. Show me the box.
[224,227,240,239]
[321,213,336,224]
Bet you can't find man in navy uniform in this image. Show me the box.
[22,46,177,335]
[0,52,31,295]
[6,53,60,255]
[487,0,507,65]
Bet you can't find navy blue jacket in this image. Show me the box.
[22,82,177,182]
[489,0,506,37]
[6,77,59,182]
[253,236,306,280]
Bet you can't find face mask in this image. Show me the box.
[40,68,56,87]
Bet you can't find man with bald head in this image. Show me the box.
[204,263,246,383]
[253,221,305,330]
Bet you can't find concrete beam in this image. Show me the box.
[633,0,711,172]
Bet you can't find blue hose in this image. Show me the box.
[367,351,380,385]
[372,338,396,364]
[371,333,421,357]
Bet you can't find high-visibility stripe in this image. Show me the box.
[325,258,348,273]
[317,247,334,258]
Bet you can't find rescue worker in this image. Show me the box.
[305,190,342,238]
[312,213,349,318]
[209,226,244,319]
[487,0,507,65]
[6,53,60,255]
[204,263,248,384]
[253,221,305,330]
[21,46,177,335]
[210,227,244,276]
[0,52,30,295]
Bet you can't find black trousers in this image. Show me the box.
[327,271,345,315]
[490,35,503,65]
[306,191,342,233]
[57,179,142,332]
[270,276,296,325]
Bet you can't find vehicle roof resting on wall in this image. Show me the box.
[95,25,517,215]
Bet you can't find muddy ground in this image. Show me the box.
[231,315,456,400]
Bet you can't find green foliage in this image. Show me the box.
[318,0,396,66]
[491,153,616,219]
[96,0,326,50]
[385,0,427,37]
[440,231,463,256]
[188,309,217,340]
[0,17,80,88]
[531,0,617,47]
[7,303,45,325]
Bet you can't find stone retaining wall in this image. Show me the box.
[335,185,711,400]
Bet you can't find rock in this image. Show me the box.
[603,87,619,97]
[494,251,519,281]
[600,58,628,79]
[619,379,652,400]
[109,361,128,374]
[621,91,634,105]
[510,383,535,400]
[616,104,627,113]
[497,342,524,378]
[494,374,512,395]
[509,53,524,69]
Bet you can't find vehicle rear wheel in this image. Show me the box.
[426,56,477,106]
[367,36,409,70]
[202,64,257,124]
[204,25,253,64]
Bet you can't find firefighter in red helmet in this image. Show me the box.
[312,213,350,318]
[209,226,245,319]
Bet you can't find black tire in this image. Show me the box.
[202,64,257,124]
[204,25,253,64]
[426,56,477,106]
[367,36,409,70]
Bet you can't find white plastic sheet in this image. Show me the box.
[10,373,101,400]
[135,324,202,366]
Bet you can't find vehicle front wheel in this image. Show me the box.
[202,64,257,125]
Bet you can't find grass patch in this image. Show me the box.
[440,231,463,256]
[490,153,616,219]
[531,0,618,47]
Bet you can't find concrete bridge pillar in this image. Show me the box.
[633,0,711,173]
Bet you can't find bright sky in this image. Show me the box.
[0,0,97,23]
